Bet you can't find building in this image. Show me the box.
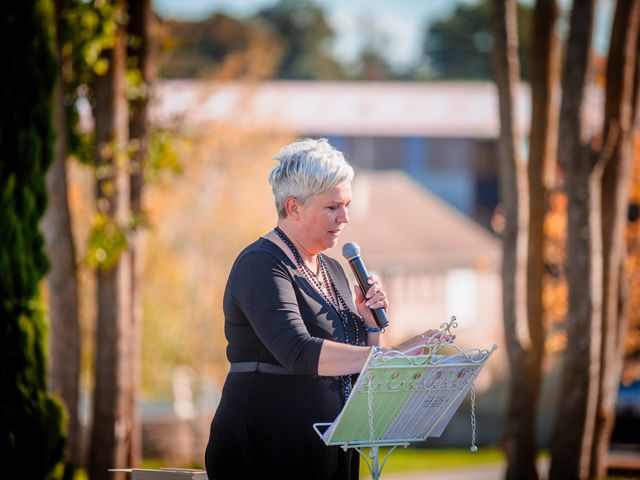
[154,80,533,229]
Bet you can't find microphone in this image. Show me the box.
[342,242,389,329]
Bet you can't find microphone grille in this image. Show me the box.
[342,242,360,261]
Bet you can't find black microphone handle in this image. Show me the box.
[347,257,390,329]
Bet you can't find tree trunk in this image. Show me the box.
[633,27,640,121]
[500,0,560,477]
[491,1,532,477]
[549,1,601,479]
[88,2,132,479]
[527,0,559,350]
[126,0,152,468]
[591,1,640,477]
[42,0,82,473]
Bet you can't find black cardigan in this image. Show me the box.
[223,237,367,374]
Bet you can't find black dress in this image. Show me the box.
[205,238,367,480]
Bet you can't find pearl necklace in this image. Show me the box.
[274,226,362,402]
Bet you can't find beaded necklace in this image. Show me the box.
[274,226,361,402]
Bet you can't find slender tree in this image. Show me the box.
[548,1,603,478]
[526,0,559,380]
[521,0,561,476]
[87,1,133,479]
[591,1,640,477]
[494,0,561,478]
[491,1,532,476]
[127,0,153,467]
[0,0,67,478]
[42,0,82,474]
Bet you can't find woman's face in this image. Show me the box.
[296,183,352,253]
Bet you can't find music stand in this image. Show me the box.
[313,317,497,479]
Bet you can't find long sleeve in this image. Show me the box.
[228,250,324,374]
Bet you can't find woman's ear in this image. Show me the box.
[284,197,299,219]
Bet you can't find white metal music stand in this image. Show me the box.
[313,317,497,479]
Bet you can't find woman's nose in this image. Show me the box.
[338,207,349,224]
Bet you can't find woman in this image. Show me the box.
[205,139,442,479]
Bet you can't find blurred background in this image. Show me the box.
[3,0,640,479]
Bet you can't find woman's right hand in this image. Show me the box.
[353,274,388,330]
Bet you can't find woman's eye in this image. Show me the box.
[328,204,349,211]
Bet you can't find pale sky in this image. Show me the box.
[152,0,614,72]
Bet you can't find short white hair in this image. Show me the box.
[269,138,354,218]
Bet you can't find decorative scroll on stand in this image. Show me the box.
[313,316,498,480]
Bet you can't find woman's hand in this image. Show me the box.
[390,329,456,356]
[419,329,455,345]
[354,274,389,329]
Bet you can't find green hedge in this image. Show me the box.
[0,0,67,478]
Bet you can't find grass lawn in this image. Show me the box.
[358,447,505,476]
[72,448,635,479]
[78,448,560,479]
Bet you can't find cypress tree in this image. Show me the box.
[0,0,67,478]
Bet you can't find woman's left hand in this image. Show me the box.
[420,329,455,345]
[354,274,389,329]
